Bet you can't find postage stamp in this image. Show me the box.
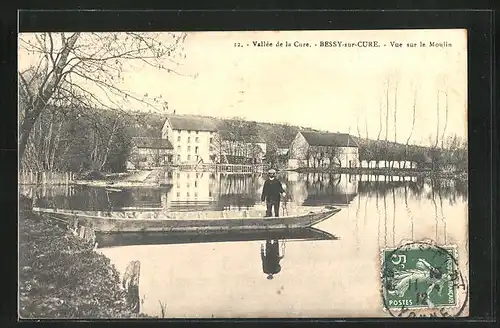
[381,240,468,317]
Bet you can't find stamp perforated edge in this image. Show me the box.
[379,239,463,314]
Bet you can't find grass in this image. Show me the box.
[18,196,152,319]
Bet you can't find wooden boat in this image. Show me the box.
[95,227,338,248]
[32,206,341,233]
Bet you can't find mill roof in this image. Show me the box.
[300,131,358,147]
[166,115,219,132]
[132,137,173,149]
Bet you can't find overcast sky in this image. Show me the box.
[19,29,467,146]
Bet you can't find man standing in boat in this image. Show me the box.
[261,169,286,217]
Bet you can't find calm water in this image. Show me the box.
[21,172,469,318]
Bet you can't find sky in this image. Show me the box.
[19,29,467,147]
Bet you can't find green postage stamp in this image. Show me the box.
[381,240,468,317]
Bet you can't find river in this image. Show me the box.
[20,172,469,318]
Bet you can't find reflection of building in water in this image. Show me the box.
[288,173,358,206]
[165,171,262,211]
[166,171,219,211]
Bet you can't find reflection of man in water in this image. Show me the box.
[261,169,285,217]
[261,240,284,280]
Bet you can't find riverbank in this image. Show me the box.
[19,196,152,319]
[291,167,468,180]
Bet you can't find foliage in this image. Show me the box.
[18,32,187,162]
[213,118,265,163]
[354,136,467,172]
[19,202,151,318]
[20,106,132,173]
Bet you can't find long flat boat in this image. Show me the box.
[32,206,341,233]
[95,227,338,248]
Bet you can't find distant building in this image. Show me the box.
[161,115,219,164]
[216,139,267,164]
[162,114,269,165]
[129,137,173,169]
[288,131,359,169]
[225,135,267,164]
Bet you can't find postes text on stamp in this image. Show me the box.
[381,240,468,317]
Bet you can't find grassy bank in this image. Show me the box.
[19,197,150,319]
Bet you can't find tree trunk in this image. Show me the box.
[19,33,80,162]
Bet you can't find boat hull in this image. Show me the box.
[32,207,341,233]
[95,227,338,248]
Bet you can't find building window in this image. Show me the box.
[187,146,191,151]
[187,155,191,161]
[194,181,198,187]
[210,137,213,144]
[177,182,180,188]
[209,191,212,197]
[187,183,190,188]
[188,137,191,143]
[195,137,199,142]
[177,155,180,162]
[195,146,199,154]
[177,136,181,142]
[196,131,199,134]
[194,192,198,198]
[177,146,181,152]
[177,173,180,178]
[186,192,190,197]
[187,173,190,179]
[188,130,191,134]
[177,192,180,197]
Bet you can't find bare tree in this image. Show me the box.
[377,99,383,141]
[392,82,399,169]
[440,90,449,149]
[356,117,362,140]
[365,116,369,140]
[384,79,390,168]
[89,115,119,171]
[404,86,418,169]
[434,90,440,149]
[393,82,399,144]
[18,32,188,162]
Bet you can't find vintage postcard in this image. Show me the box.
[18,29,468,319]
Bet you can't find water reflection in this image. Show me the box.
[21,172,468,214]
[95,228,338,248]
[19,171,468,318]
[289,173,358,207]
[261,240,284,280]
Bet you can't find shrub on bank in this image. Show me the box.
[19,202,149,319]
